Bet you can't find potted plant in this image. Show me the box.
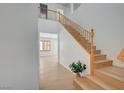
[69,60,86,77]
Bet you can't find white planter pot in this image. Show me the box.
[80,70,86,77]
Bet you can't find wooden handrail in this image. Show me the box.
[59,14,92,44]
[90,29,95,75]
[58,13,95,75]
[60,14,91,39]
[38,7,57,13]
[48,9,57,13]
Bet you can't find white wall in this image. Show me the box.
[0,4,39,89]
[59,23,90,74]
[70,4,124,67]
[52,38,58,56]
[46,3,70,16]
[38,19,59,33]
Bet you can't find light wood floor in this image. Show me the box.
[39,56,76,90]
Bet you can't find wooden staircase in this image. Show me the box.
[58,13,124,90]
[62,23,113,70]
[73,66,124,90]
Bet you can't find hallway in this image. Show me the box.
[39,56,76,90]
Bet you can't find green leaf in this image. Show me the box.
[68,60,86,73]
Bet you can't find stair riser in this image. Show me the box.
[95,61,112,69]
[89,46,96,50]
[94,50,101,54]
[88,50,101,54]
[94,71,124,89]
[94,71,120,82]
[87,46,96,52]
[96,67,124,82]
[94,55,106,61]
[74,77,104,90]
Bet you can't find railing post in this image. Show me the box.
[90,29,95,75]
[59,12,60,22]
[62,14,64,24]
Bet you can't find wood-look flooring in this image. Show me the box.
[39,56,77,90]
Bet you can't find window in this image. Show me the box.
[40,40,51,51]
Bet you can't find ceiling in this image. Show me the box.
[60,3,70,8]
[57,3,82,10]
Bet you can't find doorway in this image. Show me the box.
[39,32,59,89]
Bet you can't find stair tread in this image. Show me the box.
[86,75,114,89]
[74,77,104,90]
[95,50,101,51]
[94,54,107,62]
[95,59,113,63]
[86,73,124,89]
[96,66,124,82]
[94,50,101,52]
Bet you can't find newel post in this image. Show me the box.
[90,29,95,75]
[61,14,64,24]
